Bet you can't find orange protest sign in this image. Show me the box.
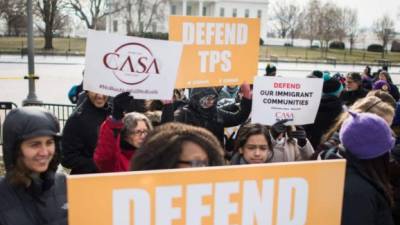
[169,16,260,88]
[68,160,345,225]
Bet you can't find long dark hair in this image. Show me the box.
[235,123,274,161]
[359,153,394,206]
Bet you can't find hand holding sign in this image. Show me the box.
[271,119,290,139]
[290,126,307,147]
[112,92,134,120]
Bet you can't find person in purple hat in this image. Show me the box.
[340,111,395,225]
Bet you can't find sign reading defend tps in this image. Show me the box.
[252,76,323,126]
[83,30,183,99]
[67,160,345,225]
[169,16,260,88]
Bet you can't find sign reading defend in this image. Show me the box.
[169,16,260,88]
[67,160,345,225]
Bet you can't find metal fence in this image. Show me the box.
[0,102,76,145]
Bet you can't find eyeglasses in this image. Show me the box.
[177,160,209,167]
[131,129,148,136]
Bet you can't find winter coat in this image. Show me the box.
[172,88,252,143]
[0,107,67,225]
[340,88,368,106]
[94,117,136,172]
[270,136,314,162]
[388,83,400,102]
[304,95,343,148]
[61,98,110,174]
[0,174,67,225]
[341,153,394,225]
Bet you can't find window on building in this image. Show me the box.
[171,5,177,15]
[187,6,192,15]
[257,10,262,18]
[202,6,207,16]
[220,7,225,17]
[113,20,118,32]
[245,9,250,18]
[232,8,237,17]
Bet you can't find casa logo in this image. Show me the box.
[103,43,160,85]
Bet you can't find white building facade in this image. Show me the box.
[107,0,269,40]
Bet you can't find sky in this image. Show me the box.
[269,0,400,31]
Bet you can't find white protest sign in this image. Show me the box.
[251,76,323,125]
[83,29,183,99]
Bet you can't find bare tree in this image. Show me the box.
[35,0,66,49]
[67,0,123,29]
[123,0,167,34]
[317,2,342,54]
[302,0,321,47]
[373,15,396,58]
[340,8,358,54]
[1,0,27,36]
[271,0,302,40]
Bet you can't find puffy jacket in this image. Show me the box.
[270,135,314,162]
[171,88,252,143]
[342,153,394,225]
[0,107,67,225]
[61,97,110,174]
[94,117,136,172]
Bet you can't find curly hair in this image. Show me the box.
[131,122,225,170]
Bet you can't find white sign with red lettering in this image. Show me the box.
[83,29,183,99]
[251,76,323,125]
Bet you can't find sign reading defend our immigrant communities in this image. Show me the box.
[169,16,260,88]
[252,76,324,126]
[67,160,346,225]
[83,29,183,99]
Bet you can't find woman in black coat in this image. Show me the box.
[340,111,395,225]
[0,107,67,225]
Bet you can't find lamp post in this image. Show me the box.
[22,0,42,105]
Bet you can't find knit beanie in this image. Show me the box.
[373,80,391,91]
[322,74,343,96]
[339,111,394,159]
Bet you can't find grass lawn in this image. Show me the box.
[1,36,399,64]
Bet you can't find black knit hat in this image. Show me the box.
[323,78,343,96]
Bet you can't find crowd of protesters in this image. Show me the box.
[1,64,400,225]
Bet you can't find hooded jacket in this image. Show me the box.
[0,107,67,225]
[172,88,252,143]
[61,97,110,174]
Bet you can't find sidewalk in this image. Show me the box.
[0,54,85,65]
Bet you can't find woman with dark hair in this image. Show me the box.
[378,71,400,101]
[131,123,225,170]
[230,123,274,165]
[340,112,395,225]
[0,107,67,225]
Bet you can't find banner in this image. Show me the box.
[169,16,260,88]
[252,76,323,125]
[68,160,346,225]
[83,30,183,99]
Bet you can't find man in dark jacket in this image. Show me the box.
[61,91,110,174]
[340,72,368,106]
[162,83,252,143]
[304,75,344,148]
[0,107,67,225]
